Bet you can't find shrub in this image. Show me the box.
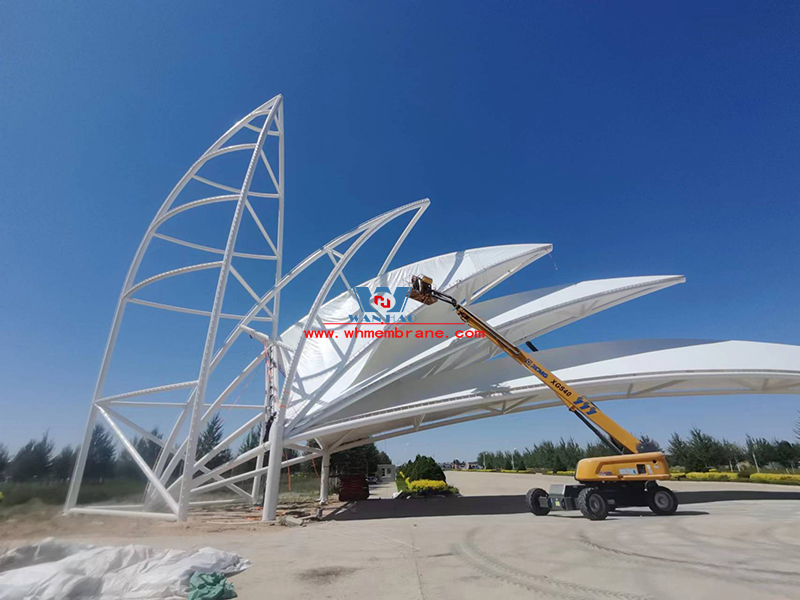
[555,470,576,476]
[750,473,800,485]
[685,472,739,481]
[408,480,453,495]
[400,455,446,482]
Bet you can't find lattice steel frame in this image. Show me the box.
[64,94,431,520]
[65,96,287,520]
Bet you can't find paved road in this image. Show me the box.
[36,472,800,599]
[369,479,398,499]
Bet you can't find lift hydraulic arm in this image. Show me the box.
[409,275,651,455]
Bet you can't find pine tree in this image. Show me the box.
[197,414,233,470]
[52,445,77,480]
[638,435,662,452]
[332,443,382,476]
[10,433,54,481]
[0,443,9,477]
[85,424,116,481]
[667,433,689,468]
[686,428,724,471]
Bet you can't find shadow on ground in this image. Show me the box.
[326,488,800,521]
[676,489,800,504]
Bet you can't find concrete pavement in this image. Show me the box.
[27,471,800,599]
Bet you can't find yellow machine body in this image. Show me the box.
[575,451,671,483]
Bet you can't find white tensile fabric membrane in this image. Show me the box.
[299,339,800,446]
[278,243,552,421]
[0,538,251,600]
[289,275,684,433]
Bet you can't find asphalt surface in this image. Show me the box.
[31,472,800,599]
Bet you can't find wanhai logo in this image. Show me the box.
[351,286,417,323]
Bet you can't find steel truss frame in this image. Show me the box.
[65,95,431,520]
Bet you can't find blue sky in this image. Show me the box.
[1,1,798,463]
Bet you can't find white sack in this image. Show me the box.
[0,538,251,600]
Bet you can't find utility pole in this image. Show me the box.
[512,448,517,471]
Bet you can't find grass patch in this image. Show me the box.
[396,476,410,493]
[0,480,147,511]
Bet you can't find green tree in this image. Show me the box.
[476,451,489,469]
[10,433,54,481]
[686,428,724,471]
[524,441,558,469]
[0,443,9,477]
[237,424,262,459]
[667,433,689,468]
[774,440,799,469]
[333,443,382,476]
[376,450,392,465]
[555,438,583,471]
[746,435,777,470]
[197,414,233,471]
[720,439,745,471]
[52,445,77,480]
[230,423,264,490]
[85,424,116,481]
[503,452,513,470]
[638,435,662,452]
[584,441,610,458]
[399,454,445,481]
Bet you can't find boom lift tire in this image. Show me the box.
[577,487,609,520]
[647,485,678,516]
[525,488,551,516]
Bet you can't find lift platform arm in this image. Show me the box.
[409,275,648,455]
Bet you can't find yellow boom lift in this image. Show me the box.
[409,275,678,520]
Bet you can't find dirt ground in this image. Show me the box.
[3,472,800,599]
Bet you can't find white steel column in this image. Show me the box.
[262,404,286,521]
[252,102,284,503]
[319,451,331,504]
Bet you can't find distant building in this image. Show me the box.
[377,464,396,481]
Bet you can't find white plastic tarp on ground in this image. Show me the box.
[0,538,251,600]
